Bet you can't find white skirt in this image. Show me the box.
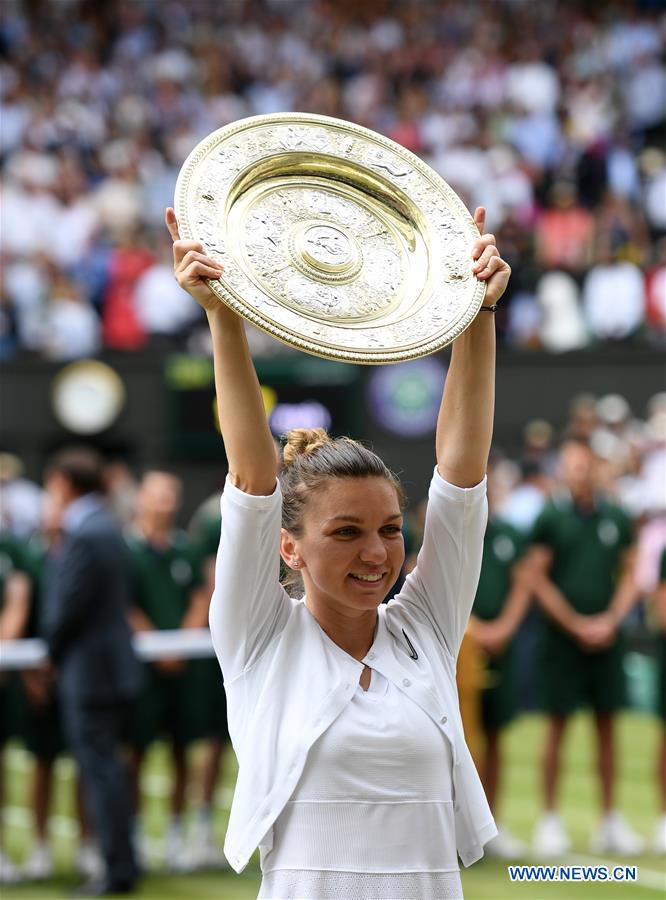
[258,869,464,899]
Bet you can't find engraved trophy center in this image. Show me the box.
[293,223,362,279]
[302,225,352,271]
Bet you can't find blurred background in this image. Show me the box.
[0,0,665,897]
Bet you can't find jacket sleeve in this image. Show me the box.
[394,468,488,659]
[43,534,99,663]
[209,477,292,682]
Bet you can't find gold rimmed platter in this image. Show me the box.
[175,113,485,364]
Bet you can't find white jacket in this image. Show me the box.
[209,468,496,874]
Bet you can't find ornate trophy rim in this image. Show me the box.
[175,112,486,364]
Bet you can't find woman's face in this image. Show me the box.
[282,476,405,614]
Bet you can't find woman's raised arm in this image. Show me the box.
[166,208,278,495]
[436,207,510,488]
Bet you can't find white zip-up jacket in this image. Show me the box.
[209,467,496,874]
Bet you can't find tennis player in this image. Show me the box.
[166,204,510,899]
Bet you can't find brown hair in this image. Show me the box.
[45,445,105,496]
[280,428,405,538]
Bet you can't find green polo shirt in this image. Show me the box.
[22,537,46,638]
[191,511,221,561]
[473,519,525,621]
[530,494,632,615]
[658,548,666,721]
[0,531,32,610]
[126,530,204,630]
[0,531,34,744]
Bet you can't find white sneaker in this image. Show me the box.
[591,812,645,855]
[22,842,54,880]
[200,835,228,870]
[533,812,572,857]
[132,827,154,871]
[485,826,527,860]
[652,815,666,855]
[0,849,21,884]
[76,842,104,880]
[187,820,227,870]
[165,825,195,873]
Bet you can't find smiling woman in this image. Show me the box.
[280,429,403,571]
[279,431,406,660]
[165,203,511,899]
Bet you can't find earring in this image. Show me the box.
[293,559,301,568]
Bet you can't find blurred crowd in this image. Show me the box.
[2,0,666,361]
[0,388,665,884]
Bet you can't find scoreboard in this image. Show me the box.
[165,353,363,459]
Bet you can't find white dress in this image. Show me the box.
[258,669,463,900]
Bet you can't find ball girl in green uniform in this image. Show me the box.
[0,530,32,884]
[188,497,231,869]
[469,469,531,860]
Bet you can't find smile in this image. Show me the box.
[349,572,385,582]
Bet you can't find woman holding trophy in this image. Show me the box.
[165,116,509,898]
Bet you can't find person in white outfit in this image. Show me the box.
[165,204,511,899]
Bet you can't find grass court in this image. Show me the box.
[2,712,664,899]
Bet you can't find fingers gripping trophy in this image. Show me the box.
[167,114,510,899]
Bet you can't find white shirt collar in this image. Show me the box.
[62,493,103,533]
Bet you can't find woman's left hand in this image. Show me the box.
[471,207,511,308]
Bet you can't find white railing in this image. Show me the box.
[0,628,215,670]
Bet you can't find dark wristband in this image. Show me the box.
[479,304,498,312]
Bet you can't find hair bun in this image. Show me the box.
[282,428,332,467]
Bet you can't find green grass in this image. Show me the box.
[2,712,664,898]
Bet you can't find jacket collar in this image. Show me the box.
[297,599,402,672]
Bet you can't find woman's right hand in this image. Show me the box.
[165,207,225,313]
[164,213,277,493]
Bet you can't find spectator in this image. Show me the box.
[40,276,100,362]
[48,159,101,271]
[622,53,666,133]
[500,459,549,533]
[645,238,666,340]
[102,232,155,351]
[3,255,50,352]
[641,409,666,518]
[0,0,663,359]
[20,497,102,882]
[506,45,560,115]
[641,148,666,233]
[536,271,588,353]
[133,234,202,341]
[566,394,599,443]
[104,462,139,531]
[0,454,43,540]
[595,191,648,263]
[582,241,645,341]
[535,183,595,274]
[40,446,140,895]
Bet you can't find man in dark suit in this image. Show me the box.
[42,447,140,895]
